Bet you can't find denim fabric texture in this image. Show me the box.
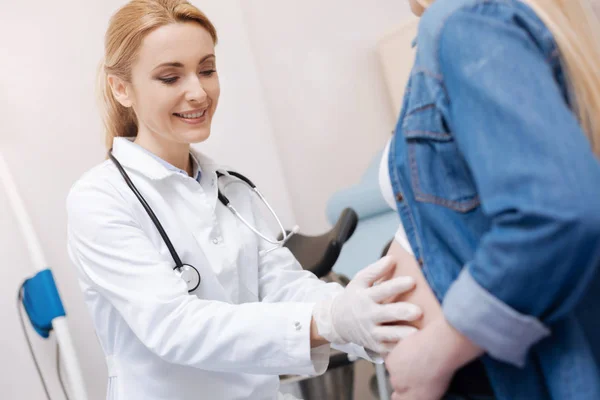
[388,0,600,398]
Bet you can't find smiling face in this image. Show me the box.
[108,22,220,150]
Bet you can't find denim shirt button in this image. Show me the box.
[395,192,404,202]
[417,258,424,267]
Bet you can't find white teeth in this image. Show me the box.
[178,110,206,119]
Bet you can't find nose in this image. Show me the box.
[184,75,208,104]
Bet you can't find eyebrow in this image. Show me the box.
[152,54,216,71]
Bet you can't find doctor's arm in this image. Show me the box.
[252,199,422,360]
[67,180,338,377]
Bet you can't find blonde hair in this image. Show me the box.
[98,0,218,150]
[417,0,600,156]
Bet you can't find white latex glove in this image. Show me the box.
[312,256,422,354]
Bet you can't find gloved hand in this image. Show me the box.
[312,256,422,354]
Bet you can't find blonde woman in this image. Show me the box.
[379,0,600,399]
[65,1,424,399]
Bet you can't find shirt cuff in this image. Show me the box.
[442,268,551,368]
[286,303,330,376]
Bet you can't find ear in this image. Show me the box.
[107,75,134,108]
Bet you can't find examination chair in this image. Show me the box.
[283,207,358,280]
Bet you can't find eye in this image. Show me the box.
[200,70,216,77]
[159,76,179,85]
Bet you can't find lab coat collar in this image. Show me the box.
[111,137,222,181]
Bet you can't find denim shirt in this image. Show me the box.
[388,0,600,398]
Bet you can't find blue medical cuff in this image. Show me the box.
[442,268,551,368]
[22,269,66,338]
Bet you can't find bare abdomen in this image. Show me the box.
[385,240,442,329]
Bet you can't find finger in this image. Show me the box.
[369,276,415,302]
[373,325,419,342]
[376,302,422,323]
[353,256,397,287]
[373,259,397,286]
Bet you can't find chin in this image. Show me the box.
[185,127,212,144]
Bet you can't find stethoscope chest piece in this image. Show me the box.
[176,264,201,293]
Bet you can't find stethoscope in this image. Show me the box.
[108,150,298,293]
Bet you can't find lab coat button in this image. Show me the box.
[212,238,219,244]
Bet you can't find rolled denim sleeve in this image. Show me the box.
[443,268,550,367]
[435,9,600,365]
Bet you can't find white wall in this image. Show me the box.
[0,1,294,399]
[240,0,413,233]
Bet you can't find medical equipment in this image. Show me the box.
[108,150,298,293]
[0,152,88,400]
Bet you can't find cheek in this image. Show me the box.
[208,83,221,112]
[141,87,179,123]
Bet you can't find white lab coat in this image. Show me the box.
[66,138,373,400]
